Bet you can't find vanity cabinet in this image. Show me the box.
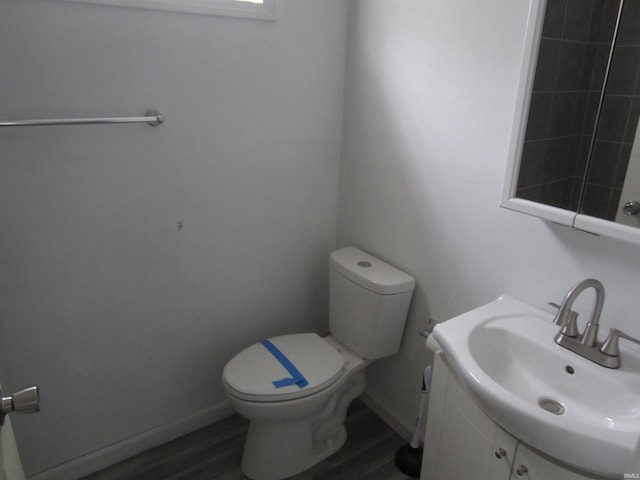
[421,352,607,480]
[510,443,598,480]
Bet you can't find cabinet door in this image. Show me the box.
[422,353,517,480]
[510,444,605,480]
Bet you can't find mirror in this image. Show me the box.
[503,0,640,243]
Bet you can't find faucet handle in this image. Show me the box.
[548,302,579,337]
[600,329,640,357]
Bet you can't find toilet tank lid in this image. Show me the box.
[330,247,415,295]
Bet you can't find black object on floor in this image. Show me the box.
[395,443,423,477]
[394,365,432,478]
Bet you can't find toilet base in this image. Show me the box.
[241,420,346,480]
[240,371,365,480]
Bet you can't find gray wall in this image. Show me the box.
[0,1,348,477]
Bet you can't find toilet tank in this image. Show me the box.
[329,247,415,360]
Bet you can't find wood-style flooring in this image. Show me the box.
[81,400,413,480]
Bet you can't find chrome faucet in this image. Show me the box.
[552,279,615,367]
[553,278,605,347]
[600,329,640,368]
[552,279,640,368]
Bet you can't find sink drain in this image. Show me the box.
[538,398,565,415]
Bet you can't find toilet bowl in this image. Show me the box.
[222,247,415,480]
[223,334,368,480]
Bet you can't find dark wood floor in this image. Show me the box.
[81,400,413,480]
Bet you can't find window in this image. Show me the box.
[58,0,275,20]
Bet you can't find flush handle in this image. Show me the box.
[622,200,640,216]
[1,386,40,425]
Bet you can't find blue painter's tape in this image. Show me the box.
[260,339,309,389]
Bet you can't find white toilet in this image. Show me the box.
[222,246,415,480]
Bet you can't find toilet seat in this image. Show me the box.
[223,333,345,402]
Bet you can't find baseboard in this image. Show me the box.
[28,393,412,479]
[359,392,413,442]
[28,400,235,480]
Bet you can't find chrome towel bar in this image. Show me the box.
[0,109,164,127]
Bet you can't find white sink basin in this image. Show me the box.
[433,295,640,478]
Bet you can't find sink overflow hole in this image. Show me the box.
[565,365,575,374]
[538,398,565,415]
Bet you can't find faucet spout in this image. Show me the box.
[555,278,605,347]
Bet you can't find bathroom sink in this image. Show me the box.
[433,295,640,478]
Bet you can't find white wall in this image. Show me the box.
[340,0,640,433]
[0,1,348,476]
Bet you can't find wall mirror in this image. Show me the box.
[502,0,640,244]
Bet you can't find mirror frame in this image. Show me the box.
[501,0,640,245]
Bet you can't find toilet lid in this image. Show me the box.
[223,333,345,402]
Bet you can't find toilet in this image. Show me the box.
[222,246,415,480]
